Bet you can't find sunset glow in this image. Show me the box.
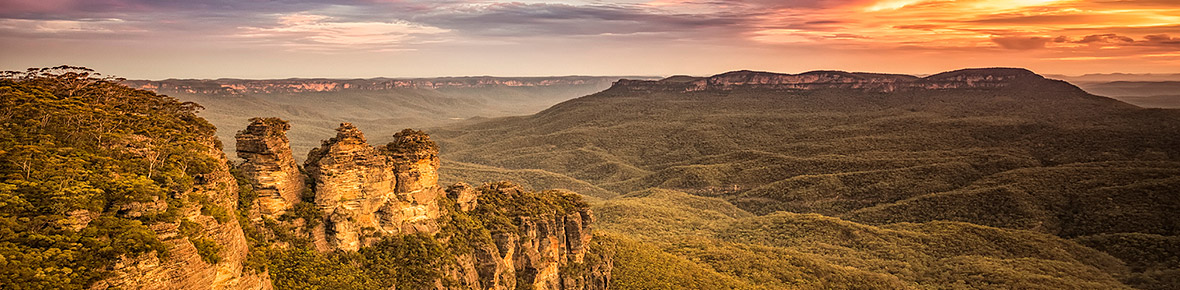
[1,0,1177,78]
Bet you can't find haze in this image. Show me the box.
[2,0,1178,79]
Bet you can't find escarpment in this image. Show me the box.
[235,119,612,289]
[611,68,1076,93]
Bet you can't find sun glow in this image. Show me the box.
[968,0,1075,10]
[866,0,924,12]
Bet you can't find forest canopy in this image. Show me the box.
[0,66,220,289]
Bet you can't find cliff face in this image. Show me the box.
[443,183,611,290]
[303,123,441,251]
[235,120,611,289]
[236,118,305,218]
[611,68,1069,93]
[94,137,272,290]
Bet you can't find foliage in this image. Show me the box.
[0,66,223,288]
[190,237,223,264]
[591,232,762,290]
[1075,233,1180,290]
[266,234,448,290]
[384,128,438,161]
[462,181,588,234]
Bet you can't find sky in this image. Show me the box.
[1,0,1178,79]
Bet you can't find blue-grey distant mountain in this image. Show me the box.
[123,76,657,158]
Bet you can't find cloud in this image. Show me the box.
[1077,33,1134,44]
[407,3,750,37]
[3,0,1180,77]
[235,12,449,52]
[1143,34,1180,45]
[990,36,1053,50]
[0,17,126,34]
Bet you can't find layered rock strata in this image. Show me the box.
[443,183,611,290]
[235,117,305,218]
[234,120,612,289]
[303,123,441,251]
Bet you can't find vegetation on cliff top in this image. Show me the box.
[0,66,224,288]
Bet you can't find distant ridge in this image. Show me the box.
[123,75,659,95]
[611,67,1077,93]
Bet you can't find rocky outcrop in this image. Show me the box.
[94,137,272,290]
[236,117,304,218]
[446,182,479,212]
[303,123,440,251]
[444,183,610,290]
[611,68,1064,93]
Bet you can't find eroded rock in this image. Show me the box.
[236,117,305,218]
[302,123,440,251]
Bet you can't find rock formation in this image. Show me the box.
[233,119,613,289]
[303,123,441,251]
[447,182,479,211]
[443,183,611,290]
[234,119,613,287]
[236,117,305,218]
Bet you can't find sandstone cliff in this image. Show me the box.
[441,183,611,290]
[235,119,612,289]
[302,123,442,251]
[236,118,305,218]
[93,136,272,290]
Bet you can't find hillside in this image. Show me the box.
[123,76,652,157]
[0,66,270,289]
[433,68,1180,289]
[1071,81,1180,109]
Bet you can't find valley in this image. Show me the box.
[432,68,1180,289]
